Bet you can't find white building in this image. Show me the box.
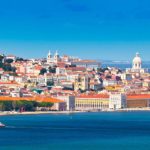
[126,52,148,73]
[56,67,66,75]
[1,74,9,82]
[47,51,61,64]
[132,52,142,70]
[10,91,21,97]
[109,93,127,110]
[47,51,53,64]
[15,76,23,83]
[71,60,100,69]
[56,95,75,111]
[54,51,60,63]
[6,55,16,61]
[103,79,117,87]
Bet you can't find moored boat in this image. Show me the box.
[0,122,5,127]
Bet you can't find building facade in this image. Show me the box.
[109,93,127,110]
[75,94,109,111]
[126,52,148,73]
[127,94,150,108]
[55,95,75,111]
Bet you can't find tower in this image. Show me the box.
[47,50,53,63]
[54,50,60,63]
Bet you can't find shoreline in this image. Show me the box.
[1,108,150,116]
[0,111,83,116]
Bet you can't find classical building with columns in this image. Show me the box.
[132,52,142,70]
[126,52,148,73]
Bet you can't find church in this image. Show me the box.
[126,52,148,73]
[47,51,61,64]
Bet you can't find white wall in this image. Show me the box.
[109,93,126,110]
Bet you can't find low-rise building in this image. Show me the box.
[60,81,73,89]
[55,95,75,111]
[6,55,16,61]
[109,93,127,110]
[75,94,109,111]
[74,75,89,91]
[50,102,67,111]
[56,67,66,75]
[71,60,100,69]
[127,94,150,108]
[103,79,118,87]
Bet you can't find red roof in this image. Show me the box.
[0,96,63,103]
[0,82,18,85]
[78,94,109,99]
[127,94,150,99]
[66,67,86,72]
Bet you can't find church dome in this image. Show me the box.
[132,52,142,70]
[133,52,142,64]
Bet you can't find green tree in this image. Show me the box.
[1,101,13,111]
[3,64,12,71]
[37,102,53,107]
[0,62,3,68]
[15,101,25,111]
[16,58,24,62]
[0,100,53,111]
[5,59,14,64]
[40,68,47,75]
[47,81,54,86]
[21,100,35,111]
[48,66,56,73]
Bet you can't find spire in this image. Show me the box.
[47,50,53,64]
[47,50,53,58]
[48,50,51,56]
[55,50,59,56]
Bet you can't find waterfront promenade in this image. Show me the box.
[1,107,150,116]
[0,111,82,116]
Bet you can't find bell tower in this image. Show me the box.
[47,50,53,63]
[54,50,60,63]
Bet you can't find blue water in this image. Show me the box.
[102,63,150,72]
[1,112,150,150]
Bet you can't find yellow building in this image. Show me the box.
[75,94,109,111]
[105,85,122,92]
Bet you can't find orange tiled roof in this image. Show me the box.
[127,94,150,99]
[0,96,63,103]
[78,94,109,99]
[0,82,19,85]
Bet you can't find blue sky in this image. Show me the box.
[0,0,150,60]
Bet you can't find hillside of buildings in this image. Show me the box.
[0,51,149,112]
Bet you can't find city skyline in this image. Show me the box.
[0,49,149,62]
[0,0,150,60]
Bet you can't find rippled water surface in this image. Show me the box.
[1,112,150,150]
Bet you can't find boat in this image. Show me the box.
[0,122,5,128]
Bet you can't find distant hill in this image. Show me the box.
[96,59,150,65]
